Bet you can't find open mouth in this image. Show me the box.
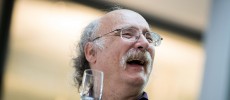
[127,59,145,66]
[121,49,151,70]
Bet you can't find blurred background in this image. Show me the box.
[0,0,230,100]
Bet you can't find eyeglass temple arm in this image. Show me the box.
[91,29,121,41]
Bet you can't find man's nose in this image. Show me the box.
[134,34,150,51]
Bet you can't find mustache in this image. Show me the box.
[121,48,152,69]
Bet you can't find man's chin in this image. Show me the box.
[124,67,147,86]
[119,63,149,86]
[126,75,146,87]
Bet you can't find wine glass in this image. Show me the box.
[80,69,104,100]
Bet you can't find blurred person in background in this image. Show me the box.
[73,8,162,100]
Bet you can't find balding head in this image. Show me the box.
[95,9,150,36]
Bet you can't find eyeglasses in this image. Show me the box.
[91,27,163,46]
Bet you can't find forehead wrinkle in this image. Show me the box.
[98,12,123,34]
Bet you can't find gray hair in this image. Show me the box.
[73,19,101,90]
[73,7,124,91]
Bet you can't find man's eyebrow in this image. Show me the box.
[143,28,150,33]
[116,24,136,29]
[129,26,150,33]
[121,26,138,30]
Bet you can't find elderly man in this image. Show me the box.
[73,8,162,100]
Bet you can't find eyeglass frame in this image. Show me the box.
[90,27,163,46]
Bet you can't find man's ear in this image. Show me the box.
[84,42,96,63]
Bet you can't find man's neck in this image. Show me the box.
[102,81,143,100]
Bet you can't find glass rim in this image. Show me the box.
[84,69,104,76]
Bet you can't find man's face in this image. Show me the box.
[92,10,155,88]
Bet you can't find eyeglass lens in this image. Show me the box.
[120,28,162,46]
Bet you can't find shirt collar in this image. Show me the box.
[138,92,148,100]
